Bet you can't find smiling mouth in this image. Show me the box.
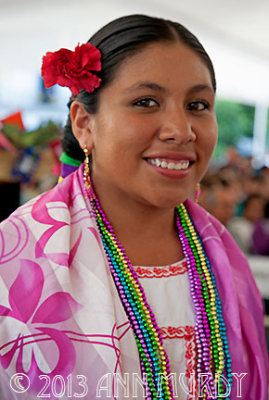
[146,158,192,171]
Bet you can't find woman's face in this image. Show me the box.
[83,41,218,209]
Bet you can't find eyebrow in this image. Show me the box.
[123,81,166,93]
[188,84,214,94]
[124,81,214,94]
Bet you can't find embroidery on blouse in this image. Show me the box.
[160,325,197,399]
[134,260,188,278]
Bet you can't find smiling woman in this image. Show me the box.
[71,41,217,237]
[0,14,268,400]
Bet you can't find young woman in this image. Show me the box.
[0,14,268,400]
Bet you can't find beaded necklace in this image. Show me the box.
[89,189,232,400]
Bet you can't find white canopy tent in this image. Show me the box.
[0,0,268,156]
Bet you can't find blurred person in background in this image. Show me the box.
[200,174,237,225]
[260,167,269,201]
[252,201,269,256]
[227,194,266,254]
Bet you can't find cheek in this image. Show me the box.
[195,126,217,180]
[202,121,218,156]
[199,131,217,159]
[209,131,218,154]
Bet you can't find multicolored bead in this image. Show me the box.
[89,188,232,400]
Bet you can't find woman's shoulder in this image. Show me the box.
[185,198,251,266]
[185,198,227,237]
[0,170,79,230]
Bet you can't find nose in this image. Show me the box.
[158,106,196,144]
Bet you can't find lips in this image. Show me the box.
[143,152,195,179]
[144,152,195,170]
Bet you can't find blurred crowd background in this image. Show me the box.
[201,148,269,257]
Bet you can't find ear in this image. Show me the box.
[70,101,94,151]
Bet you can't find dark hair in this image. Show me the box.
[62,14,216,162]
[265,201,269,218]
[243,194,264,210]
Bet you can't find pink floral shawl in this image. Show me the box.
[0,166,268,399]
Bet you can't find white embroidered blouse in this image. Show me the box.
[110,259,196,399]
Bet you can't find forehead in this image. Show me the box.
[111,41,213,90]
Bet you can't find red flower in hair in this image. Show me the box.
[41,43,101,96]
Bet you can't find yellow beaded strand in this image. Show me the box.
[94,206,173,397]
[180,205,225,382]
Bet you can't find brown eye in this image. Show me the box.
[133,98,159,108]
[187,101,209,111]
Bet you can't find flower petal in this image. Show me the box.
[41,42,101,96]
[44,252,69,266]
[78,74,101,94]
[31,193,68,259]
[41,48,73,88]
[0,305,11,317]
[32,292,81,324]
[68,231,82,265]
[0,335,21,369]
[9,260,44,323]
[15,328,76,391]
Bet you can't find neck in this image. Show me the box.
[91,178,183,265]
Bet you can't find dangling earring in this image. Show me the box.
[194,182,201,203]
[83,146,91,191]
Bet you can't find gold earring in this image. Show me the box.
[194,183,201,203]
[83,146,91,191]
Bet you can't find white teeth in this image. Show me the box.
[167,162,175,170]
[148,158,190,170]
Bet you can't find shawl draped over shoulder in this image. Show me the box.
[0,165,268,399]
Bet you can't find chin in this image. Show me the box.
[145,193,189,209]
